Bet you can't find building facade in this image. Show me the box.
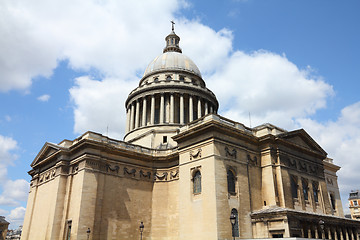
[349,190,360,220]
[21,26,360,240]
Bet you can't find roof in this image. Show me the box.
[143,52,202,78]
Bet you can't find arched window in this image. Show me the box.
[193,171,201,194]
[166,75,172,81]
[231,208,239,237]
[227,169,236,194]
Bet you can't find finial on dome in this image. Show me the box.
[163,21,182,53]
[171,20,175,32]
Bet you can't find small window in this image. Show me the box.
[354,200,358,206]
[154,77,159,82]
[231,209,239,237]
[66,220,72,240]
[163,136,167,143]
[179,76,185,81]
[193,171,201,194]
[302,178,309,201]
[227,169,236,194]
[330,193,336,210]
[166,75,172,81]
[313,182,319,203]
[272,234,284,238]
[291,175,298,198]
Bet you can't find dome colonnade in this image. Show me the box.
[124,25,218,148]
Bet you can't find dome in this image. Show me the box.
[143,52,202,78]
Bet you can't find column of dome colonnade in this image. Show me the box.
[124,23,218,148]
[125,93,217,132]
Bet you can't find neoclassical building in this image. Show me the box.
[21,26,360,240]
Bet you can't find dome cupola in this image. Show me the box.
[124,22,218,149]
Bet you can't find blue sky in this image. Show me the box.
[1,0,359,228]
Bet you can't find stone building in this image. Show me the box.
[21,25,360,240]
[349,190,360,220]
[0,216,9,240]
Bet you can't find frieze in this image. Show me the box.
[124,167,136,177]
[225,146,237,159]
[154,172,168,181]
[170,170,179,179]
[39,169,56,183]
[247,154,258,166]
[139,170,151,179]
[190,148,202,160]
[327,177,333,185]
[106,164,120,173]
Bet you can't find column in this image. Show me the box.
[350,229,354,240]
[180,94,184,124]
[210,105,213,114]
[160,94,164,124]
[126,107,130,132]
[197,97,202,119]
[335,229,338,240]
[135,100,140,128]
[204,101,208,115]
[308,227,312,239]
[340,228,344,240]
[130,102,135,131]
[329,228,333,240]
[170,93,174,123]
[142,97,147,127]
[346,228,350,240]
[150,95,155,125]
[315,227,319,239]
[189,95,193,122]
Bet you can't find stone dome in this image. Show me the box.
[143,52,202,78]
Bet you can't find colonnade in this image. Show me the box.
[301,222,358,240]
[126,92,216,133]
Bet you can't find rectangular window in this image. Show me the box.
[302,178,309,201]
[313,182,319,203]
[66,220,72,240]
[291,175,298,199]
[163,136,167,143]
[353,200,358,206]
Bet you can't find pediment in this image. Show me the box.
[31,142,63,167]
[277,129,327,156]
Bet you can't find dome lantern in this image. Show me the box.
[163,21,182,53]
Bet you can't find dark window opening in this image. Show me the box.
[272,234,284,238]
[231,208,239,237]
[302,178,309,201]
[264,201,267,206]
[163,136,167,143]
[313,182,319,203]
[193,171,201,194]
[227,169,236,194]
[291,175,298,198]
[330,193,336,210]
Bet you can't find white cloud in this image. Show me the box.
[70,76,136,139]
[5,115,11,122]
[207,50,334,129]
[0,135,18,182]
[37,94,50,102]
[0,209,8,215]
[7,207,26,221]
[3,179,29,202]
[0,0,184,92]
[7,207,26,228]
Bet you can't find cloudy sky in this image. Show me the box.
[1,0,359,229]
